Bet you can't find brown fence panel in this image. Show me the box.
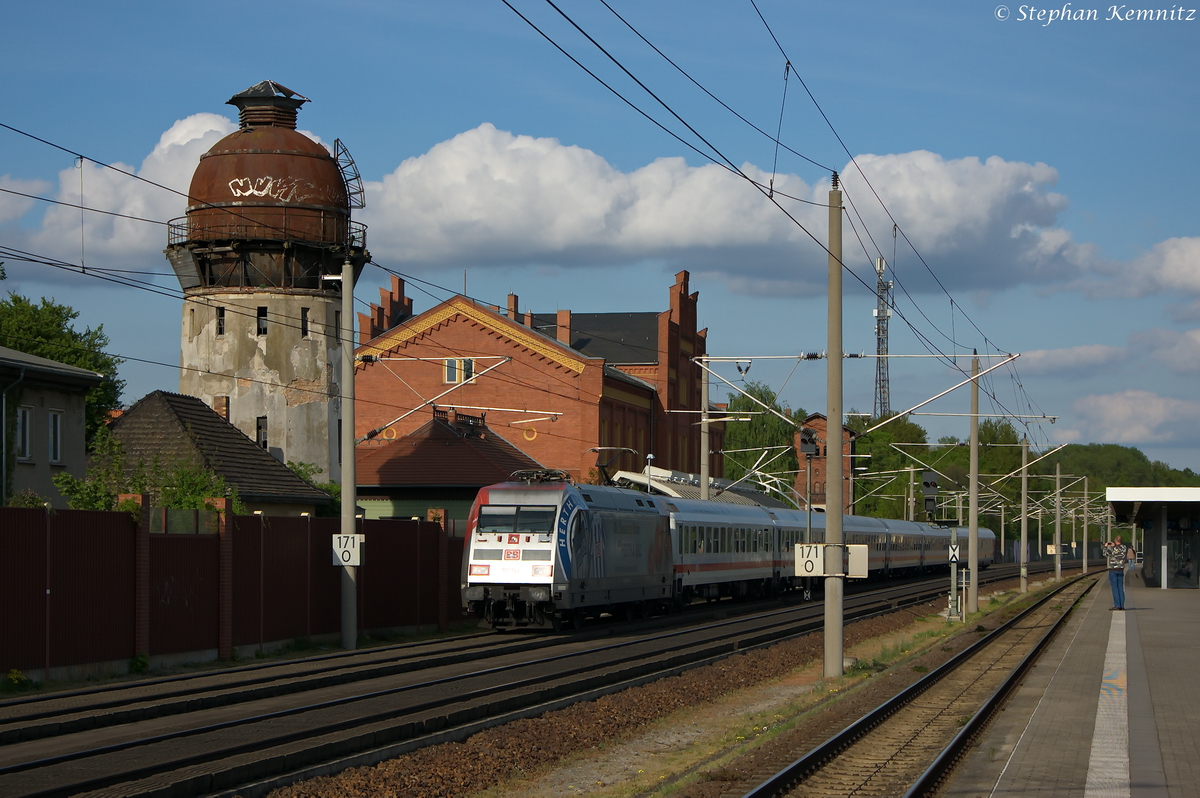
[307,519,341,637]
[47,511,136,668]
[359,519,416,630]
[358,520,468,631]
[225,516,465,650]
[416,522,443,626]
[0,508,48,672]
[149,534,219,656]
[231,515,263,649]
[444,535,468,624]
[261,517,312,643]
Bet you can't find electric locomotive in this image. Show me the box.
[461,470,995,629]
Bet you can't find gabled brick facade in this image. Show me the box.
[353,271,723,481]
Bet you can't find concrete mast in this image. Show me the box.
[824,174,844,679]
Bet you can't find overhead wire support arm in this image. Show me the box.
[692,358,800,429]
[860,354,1019,438]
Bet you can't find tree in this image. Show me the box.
[722,381,801,504]
[847,412,929,519]
[0,293,124,440]
[288,460,340,517]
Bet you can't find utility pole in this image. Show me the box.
[824,173,844,679]
[340,258,358,651]
[968,353,979,613]
[1082,476,1089,574]
[700,371,710,501]
[908,466,916,521]
[1054,462,1062,581]
[1020,437,1028,593]
[999,504,1005,565]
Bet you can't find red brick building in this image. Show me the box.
[354,271,723,481]
[794,413,855,515]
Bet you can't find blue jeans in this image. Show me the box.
[1109,568,1126,609]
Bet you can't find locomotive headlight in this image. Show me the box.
[531,565,553,577]
[527,587,549,602]
[469,564,490,576]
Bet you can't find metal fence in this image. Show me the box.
[0,507,466,677]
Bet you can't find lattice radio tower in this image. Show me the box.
[873,257,893,418]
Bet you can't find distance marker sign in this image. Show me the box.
[796,543,824,576]
[332,534,365,566]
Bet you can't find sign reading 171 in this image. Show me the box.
[796,544,824,575]
[793,543,870,578]
[332,534,365,566]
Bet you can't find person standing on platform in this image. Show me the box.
[1103,535,1131,610]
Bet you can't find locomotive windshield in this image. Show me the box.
[478,505,557,536]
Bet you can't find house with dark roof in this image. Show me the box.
[356,407,543,525]
[1,346,105,507]
[110,391,331,516]
[354,271,724,481]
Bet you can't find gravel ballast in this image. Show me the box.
[264,578,1050,798]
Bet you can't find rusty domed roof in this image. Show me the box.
[184,81,349,244]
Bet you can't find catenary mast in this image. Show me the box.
[872,257,892,419]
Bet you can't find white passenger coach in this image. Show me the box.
[461,470,995,629]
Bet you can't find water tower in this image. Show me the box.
[165,81,368,482]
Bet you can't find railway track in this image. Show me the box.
[0,564,1052,798]
[741,572,1093,798]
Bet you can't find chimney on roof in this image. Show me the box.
[556,309,572,346]
[507,293,522,325]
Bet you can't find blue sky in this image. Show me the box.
[2,1,1198,470]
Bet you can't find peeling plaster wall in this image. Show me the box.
[180,288,342,482]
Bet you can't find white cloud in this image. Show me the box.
[1064,389,1200,445]
[1114,237,1200,297]
[838,152,1095,291]
[3,118,1186,304]
[1018,344,1128,375]
[0,176,52,224]
[25,113,236,269]
[1130,327,1200,374]
[360,124,814,276]
[359,127,1103,297]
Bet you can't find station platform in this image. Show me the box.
[944,571,1197,797]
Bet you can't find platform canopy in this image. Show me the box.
[1107,487,1200,527]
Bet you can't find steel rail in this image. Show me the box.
[902,578,1096,797]
[2,575,987,798]
[0,632,540,730]
[1,564,1052,798]
[741,572,1090,798]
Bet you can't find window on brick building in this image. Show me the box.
[443,358,475,384]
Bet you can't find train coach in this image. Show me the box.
[461,471,996,629]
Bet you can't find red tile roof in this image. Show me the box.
[356,410,543,488]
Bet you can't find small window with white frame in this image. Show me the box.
[443,357,475,384]
[48,410,63,463]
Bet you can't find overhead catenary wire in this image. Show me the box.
[507,0,1046,445]
[4,12,1049,447]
